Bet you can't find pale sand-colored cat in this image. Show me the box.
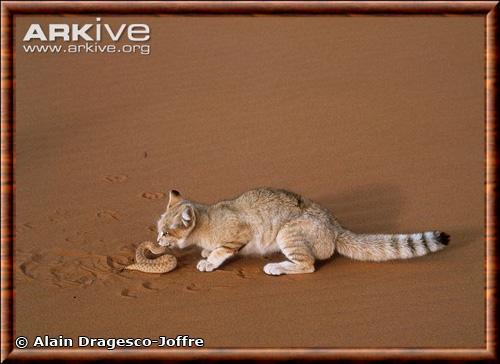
[157,188,449,275]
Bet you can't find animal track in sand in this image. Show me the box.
[64,231,90,244]
[96,210,121,221]
[17,248,131,289]
[185,281,232,292]
[185,283,202,292]
[19,261,37,279]
[217,267,260,283]
[142,281,161,291]
[235,268,248,279]
[17,223,35,233]
[103,175,128,183]
[120,288,137,298]
[48,209,71,223]
[141,192,166,200]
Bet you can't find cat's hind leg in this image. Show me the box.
[263,227,315,276]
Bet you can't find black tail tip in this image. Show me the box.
[437,231,450,246]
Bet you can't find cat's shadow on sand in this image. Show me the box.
[317,183,404,234]
[314,183,482,271]
[313,183,404,271]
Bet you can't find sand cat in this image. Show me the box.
[156,188,449,275]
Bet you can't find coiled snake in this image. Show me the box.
[124,241,177,273]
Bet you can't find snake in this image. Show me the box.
[124,241,177,273]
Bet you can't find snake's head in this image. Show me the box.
[157,190,196,249]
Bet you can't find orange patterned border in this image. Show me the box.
[1,1,498,362]
[486,2,498,361]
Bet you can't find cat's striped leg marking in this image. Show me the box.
[264,228,315,276]
[197,242,243,272]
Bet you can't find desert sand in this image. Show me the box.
[14,16,484,349]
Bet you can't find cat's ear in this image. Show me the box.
[181,205,194,227]
[168,190,182,206]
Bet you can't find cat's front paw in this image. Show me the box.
[263,263,285,276]
[201,249,211,258]
[197,259,215,272]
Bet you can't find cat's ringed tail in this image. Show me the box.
[124,241,177,273]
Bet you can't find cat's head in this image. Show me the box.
[156,190,196,249]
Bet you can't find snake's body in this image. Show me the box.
[124,241,177,273]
